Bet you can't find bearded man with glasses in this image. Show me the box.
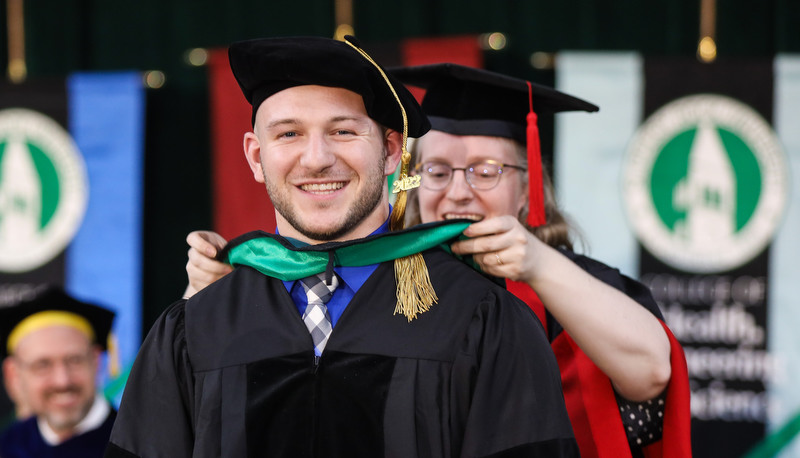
[0,286,117,458]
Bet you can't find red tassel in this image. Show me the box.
[526,82,546,227]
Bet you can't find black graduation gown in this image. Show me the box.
[0,409,116,458]
[106,248,578,457]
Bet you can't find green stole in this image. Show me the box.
[223,220,473,280]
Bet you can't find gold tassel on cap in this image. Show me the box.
[107,332,120,378]
[343,36,437,321]
[390,143,438,322]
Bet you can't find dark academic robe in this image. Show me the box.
[106,247,578,458]
[507,249,692,458]
[0,409,116,458]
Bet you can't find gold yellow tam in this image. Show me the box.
[7,311,95,355]
[0,285,115,360]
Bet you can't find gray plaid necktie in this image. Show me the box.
[300,273,338,356]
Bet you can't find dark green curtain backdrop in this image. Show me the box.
[2,0,798,335]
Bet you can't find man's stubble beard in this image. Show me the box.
[42,386,95,434]
[264,152,387,242]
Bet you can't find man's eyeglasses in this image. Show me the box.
[412,160,527,191]
[15,351,94,378]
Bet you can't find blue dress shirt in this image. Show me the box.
[282,216,388,327]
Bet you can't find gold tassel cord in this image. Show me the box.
[107,333,120,378]
[343,37,437,321]
[390,178,407,230]
[341,37,411,225]
[342,37,409,164]
[394,253,438,322]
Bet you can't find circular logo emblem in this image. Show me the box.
[623,95,788,273]
[0,108,88,273]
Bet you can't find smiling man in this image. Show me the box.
[106,36,578,458]
[245,84,395,243]
[0,286,116,458]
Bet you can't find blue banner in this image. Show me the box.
[65,72,144,404]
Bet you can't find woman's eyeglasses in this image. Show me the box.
[412,159,526,191]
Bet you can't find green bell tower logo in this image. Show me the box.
[0,108,88,273]
[623,95,788,273]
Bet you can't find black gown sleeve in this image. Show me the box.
[105,301,196,458]
[455,290,579,458]
[557,247,663,319]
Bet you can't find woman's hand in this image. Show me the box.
[449,215,545,284]
[451,215,671,401]
[183,230,232,298]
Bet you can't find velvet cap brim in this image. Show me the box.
[229,36,430,137]
[0,285,115,359]
[389,63,598,142]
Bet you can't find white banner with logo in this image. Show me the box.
[556,52,800,457]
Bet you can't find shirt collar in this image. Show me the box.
[38,393,109,445]
[331,217,388,289]
[281,212,390,291]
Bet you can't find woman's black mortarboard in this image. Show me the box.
[390,63,599,227]
[0,285,116,363]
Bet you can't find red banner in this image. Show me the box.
[207,49,276,240]
[400,35,483,102]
